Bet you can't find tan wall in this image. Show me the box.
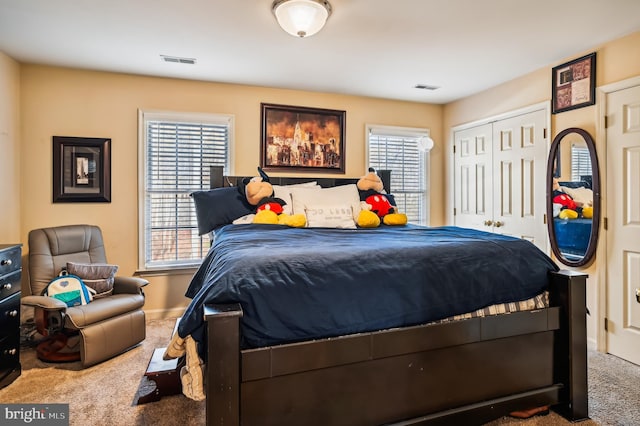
[0,52,21,244]
[444,30,640,346]
[18,65,442,317]
[10,29,639,326]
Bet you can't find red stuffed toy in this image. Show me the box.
[356,167,407,227]
[256,198,285,215]
[553,193,577,211]
[361,191,394,218]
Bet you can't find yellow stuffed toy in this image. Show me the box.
[356,168,407,228]
[558,209,579,220]
[239,167,306,227]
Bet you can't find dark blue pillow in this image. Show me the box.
[191,187,254,235]
[559,180,591,189]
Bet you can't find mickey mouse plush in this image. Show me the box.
[238,167,306,227]
[356,168,407,227]
[552,178,583,219]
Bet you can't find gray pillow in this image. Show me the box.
[66,262,118,299]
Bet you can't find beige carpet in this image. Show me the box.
[1,318,205,426]
[1,318,638,425]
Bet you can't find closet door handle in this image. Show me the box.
[494,221,504,228]
[484,220,493,226]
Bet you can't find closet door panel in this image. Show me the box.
[492,111,547,248]
[453,123,493,232]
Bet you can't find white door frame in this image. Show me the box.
[595,75,640,353]
[447,101,551,253]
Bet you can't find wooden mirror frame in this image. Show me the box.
[546,127,600,267]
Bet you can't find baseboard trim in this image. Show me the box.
[145,308,186,320]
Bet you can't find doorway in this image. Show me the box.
[600,77,640,365]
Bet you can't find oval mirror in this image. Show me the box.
[546,127,600,267]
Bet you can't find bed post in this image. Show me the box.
[378,169,391,193]
[205,303,243,426]
[549,269,589,421]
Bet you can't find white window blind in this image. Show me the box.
[139,111,233,269]
[571,145,591,182]
[367,126,430,225]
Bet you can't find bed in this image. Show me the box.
[172,171,588,426]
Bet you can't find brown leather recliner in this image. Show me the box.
[21,225,148,368]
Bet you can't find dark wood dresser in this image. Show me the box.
[0,244,22,389]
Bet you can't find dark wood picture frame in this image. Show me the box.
[261,103,345,174]
[53,136,111,203]
[552,52,596,114]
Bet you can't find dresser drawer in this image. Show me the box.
[0,332,19,366]
[0,293,20,384]
[0,270,21,300]
[0,330,20,387]
[0,292,20,337]
[0,246,21,276]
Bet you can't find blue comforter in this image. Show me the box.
[179,224,558,352]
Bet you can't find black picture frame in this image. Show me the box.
[53,136,111,203]
[552,52,596,114]
[261,103,345,174]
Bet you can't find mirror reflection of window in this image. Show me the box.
[571,144,592,181]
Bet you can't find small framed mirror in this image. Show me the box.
[546,128,600,267]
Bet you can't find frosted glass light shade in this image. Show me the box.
[417,136,435,152]
[272,0,332,38]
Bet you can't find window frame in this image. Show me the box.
[365,124,432,226]
[137,109,235,271]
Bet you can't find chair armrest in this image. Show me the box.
[21,295,68,311]
[113,276,149,295]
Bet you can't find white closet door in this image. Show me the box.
[606,83,640,366]
[492,110,548,249]
[453,123,493,232]
[453,108,548,252]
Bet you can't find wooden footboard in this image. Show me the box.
[204,270,588,425]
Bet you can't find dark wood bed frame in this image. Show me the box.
[201,169,588,425]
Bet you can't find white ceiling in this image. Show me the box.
[1,0,639,104]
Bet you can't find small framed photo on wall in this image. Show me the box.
[552,52,596,114]
[53,136,111,202]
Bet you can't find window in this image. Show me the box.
[571,145,592,182]
[366,125,431,225]
[138,110,234,270]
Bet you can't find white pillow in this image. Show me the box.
[561,186,593,206]
[304,204,356,229]
[232,213,255,225]
[290,184,361,222]
[273,181,319,215]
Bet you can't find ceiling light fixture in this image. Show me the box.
[272,0,332,38]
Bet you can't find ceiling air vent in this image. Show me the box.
[414,84,440,90]
[161,55,197,65]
